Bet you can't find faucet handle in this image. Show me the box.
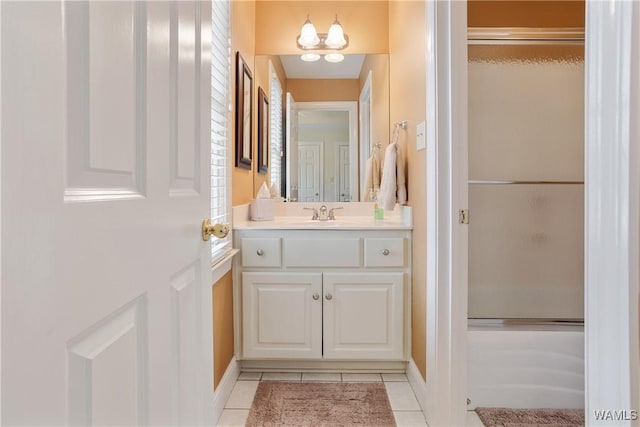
[328,206,344,220]
[303,207,319,220]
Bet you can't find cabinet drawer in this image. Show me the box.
[364,238,405,267]
[241,238,281,267]
[284,239,361,267]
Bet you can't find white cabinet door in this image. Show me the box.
[2,2,214,425]
[242,273,322,359]
[323,273,404,360]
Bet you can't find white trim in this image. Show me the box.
[425,1,468,426]
[295,101,358,202]
[359,71,372,200]
[211,248,238,284]
[406,358,427,415]
[584,1,640,424]
[212,357,240,425]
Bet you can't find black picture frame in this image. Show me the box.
[235,52,253,169]
[257,87,269,174]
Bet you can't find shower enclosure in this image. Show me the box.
[466,28,585,409]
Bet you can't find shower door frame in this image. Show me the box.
[425,1,640,426]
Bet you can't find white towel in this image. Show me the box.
[378,142,407,210]
[363,149,381,201]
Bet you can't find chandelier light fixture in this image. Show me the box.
[297,15,349,63]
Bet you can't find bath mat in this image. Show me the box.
[246,381,396,427]
[475,407,585,427]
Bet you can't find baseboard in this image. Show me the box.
[212,357,240,425]
[407,358,428,416]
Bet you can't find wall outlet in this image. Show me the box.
[416,121,426,150]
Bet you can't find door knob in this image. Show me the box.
[312,293,320,300]
[202,219,229,241]
[382,249,390,256]
[325,293,333,300]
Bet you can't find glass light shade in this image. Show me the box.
[324,17,347,49]
[297,16,320,48]
[300,53,321,62]
[324,53,344,63]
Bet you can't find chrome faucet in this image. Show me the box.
[303,207,319,220]
[304,205,344,221]
[319,205,328,220]
[328,206,343,220]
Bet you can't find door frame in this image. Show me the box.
[426,0,640,425]
[359,71,372,200]
[295,101,358,203]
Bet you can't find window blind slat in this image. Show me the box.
[270,62,283,195]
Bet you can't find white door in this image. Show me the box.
[337,144,350,201]
[285,93,298,201]
[298,143,323,202]
[322,273,404,360]
[242,273,322,359]
[2,2,215,426]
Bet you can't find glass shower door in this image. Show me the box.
[467,41,584,320]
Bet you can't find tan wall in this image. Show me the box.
[359,54,390,148]
[287,79,360,102]
[389,0,427,380]
[232,0,256,206]
[255,1,389,55]
[468,0,585,27]
[213,271,234,388]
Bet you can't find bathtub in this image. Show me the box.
[467,319,584,409]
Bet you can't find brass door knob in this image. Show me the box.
[202,219,229,241]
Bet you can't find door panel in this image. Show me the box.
[242,273,322,359]
[298,143,322,202]
[65,1,147,200]
[2,2,214,425]
[323,273,404,360]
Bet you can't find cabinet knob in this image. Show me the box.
[325,293,333,301]
[256,249,264,256]
[382,249,390,256]
[312,293,320,300]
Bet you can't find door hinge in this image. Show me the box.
[458,209,469,224]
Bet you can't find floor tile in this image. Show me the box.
[342,373,383,382]
[261,372,302,381]
[224,380,259,409]
[466,410,485,426]
[301,372,342,382]
[382,373,408,382]
[384,382,421,411]
[237,371,262,381]
[394,410,428,427]
[217,409,250,427]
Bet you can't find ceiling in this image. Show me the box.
[280,54,366,79]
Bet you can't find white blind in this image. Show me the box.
[269,62,283,195]
[211,0,231,260]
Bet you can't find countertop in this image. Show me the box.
[232,202,413,230]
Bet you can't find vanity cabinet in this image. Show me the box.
[235,228,411,363]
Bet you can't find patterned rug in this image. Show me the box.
[475,407,585,427]
[246,381,396,426]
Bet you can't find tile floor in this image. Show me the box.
[217,372,428,427]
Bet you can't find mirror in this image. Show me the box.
[254,54,389,202]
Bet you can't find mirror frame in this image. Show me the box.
[257,87,269,174]
[235,52,253,169]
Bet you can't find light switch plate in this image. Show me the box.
[416,121,426,151]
